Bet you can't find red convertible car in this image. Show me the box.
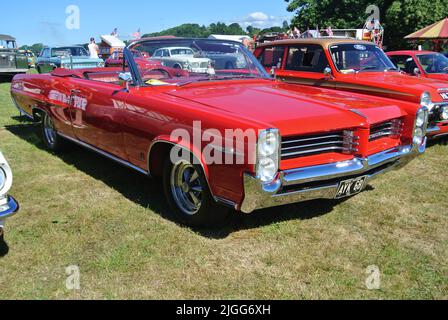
[387,50,448,82]
[105,50,189,79]
[254,39,448,139]
[10,38,428,226]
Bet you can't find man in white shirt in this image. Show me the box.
[88,37,99,59]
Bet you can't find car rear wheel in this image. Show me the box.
[41,112,65,151]
[162,155,230,227]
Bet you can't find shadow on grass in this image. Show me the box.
[0,231,9,257]
[7,120,355,239]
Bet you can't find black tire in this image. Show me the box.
[41,112,65,151]
[162,154,230,227]
[173,64,182,69]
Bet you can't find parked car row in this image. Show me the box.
[254,39,448,139]
[9,38,434,227]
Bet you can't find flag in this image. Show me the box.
[326,26,334,37]
[111,28,118,37]
[132,28,142,40]
[315,25,321,38]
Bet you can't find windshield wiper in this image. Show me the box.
[385,66,398,71]
[356,66,378,73]
[176,75,260,87]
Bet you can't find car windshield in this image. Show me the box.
[130,39,269,86]
[52,47,89,57]
[330,43,397,73]
[417,53,448,74]
[0,40,17,49]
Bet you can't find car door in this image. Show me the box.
[67,77,127,159]
[37,48,51,73]
[276,44,336,89]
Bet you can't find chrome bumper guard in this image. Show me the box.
[0,196,19,220]
[240,144,424,213]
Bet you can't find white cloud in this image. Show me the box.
[235,11,291,29]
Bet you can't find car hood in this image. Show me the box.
[165,80,404,136]
[342,72,448,102]
[426,73,448,81]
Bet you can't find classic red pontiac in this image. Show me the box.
[10,38,428,226]
[254,39,448,139]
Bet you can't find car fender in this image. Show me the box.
[147,135,210,180]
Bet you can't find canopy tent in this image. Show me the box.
[0,34,15,41]
[405,18,448,39]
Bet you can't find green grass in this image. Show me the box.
[0,73,447,299]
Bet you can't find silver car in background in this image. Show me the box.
[151,47,211,73]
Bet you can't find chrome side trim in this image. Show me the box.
[0,196,19,220]
[240,144,422,213]
[58,133,149,176]
[214,196,238,210]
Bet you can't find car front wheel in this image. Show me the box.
[163,156,230,227]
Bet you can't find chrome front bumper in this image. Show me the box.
[0,196,19,220]
[240,144,424,213]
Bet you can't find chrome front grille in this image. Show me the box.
[369,119,402,141]
[200,62,208,68]
[281,130,359,160]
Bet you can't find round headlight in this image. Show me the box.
[413,127,425,145]
[0,167,5,191]
[258,158,277,183]
[416,110,427,127]
[440,106,448,121]
[420,92,433,109]
[259,131,279,157]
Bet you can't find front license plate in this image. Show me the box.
[335,176,368,199]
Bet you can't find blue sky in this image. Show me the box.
[0,0,293,46]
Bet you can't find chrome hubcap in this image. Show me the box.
[43,114,56,146]
[170,161,204,216]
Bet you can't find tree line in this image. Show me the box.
[142,22,290,39]
[285,0,448,50]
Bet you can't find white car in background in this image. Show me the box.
[0,151,19,239]
[151,47,211,73]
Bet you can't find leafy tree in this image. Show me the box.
[285,0,448,49]
[247,26,262,37]
[19,43,44,55]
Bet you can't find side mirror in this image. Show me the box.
[323,67,333,80]
[413,67,421,76]
[118,72,132,91]
[270,66,277,79]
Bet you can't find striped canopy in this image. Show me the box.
[405,18,448,39]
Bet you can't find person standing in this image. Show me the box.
[88,37,99,59]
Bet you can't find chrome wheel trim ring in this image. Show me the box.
[43,114,57,146]
[170,161,204,216]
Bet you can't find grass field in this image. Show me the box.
[0,73,447,300]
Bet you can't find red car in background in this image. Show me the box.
[10,38,427,227]
[254,39,448,139]
[387,50,448,82]
[105,49,188,78]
